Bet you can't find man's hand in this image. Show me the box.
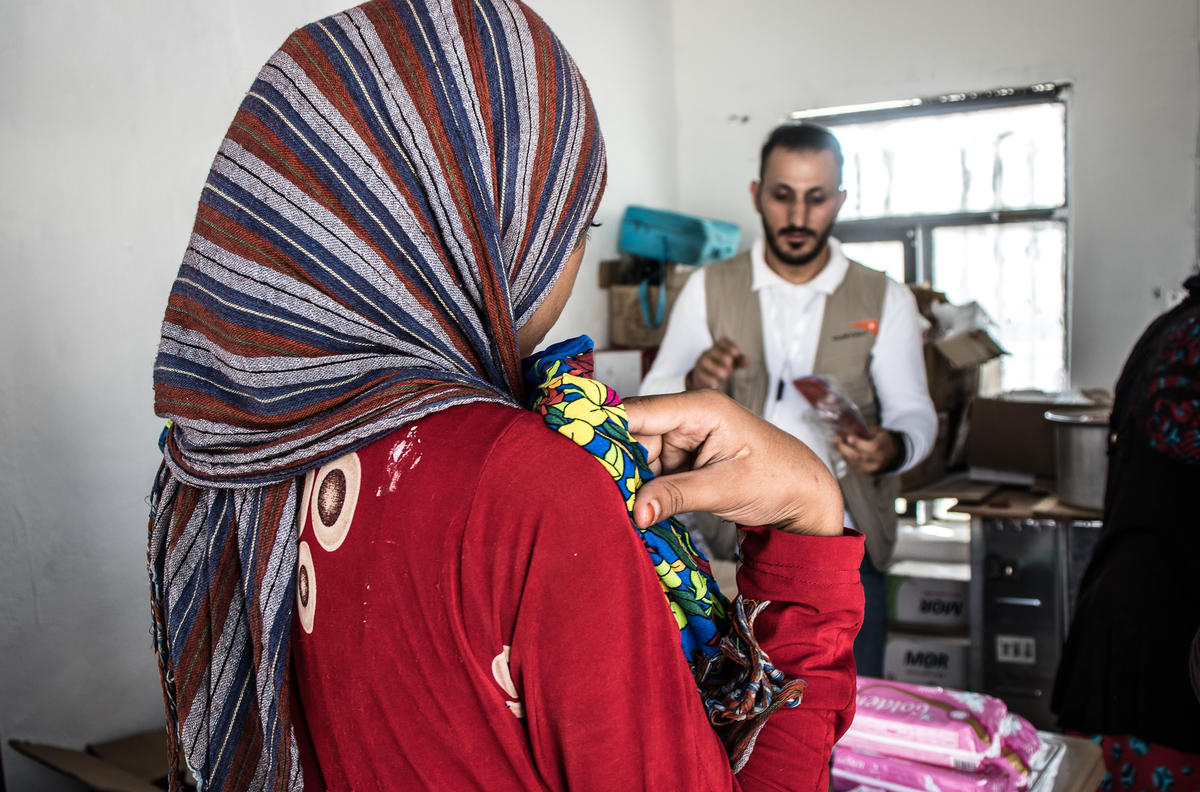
[685,337,747,390]
[834,425,902,475]
[623,390,844,536]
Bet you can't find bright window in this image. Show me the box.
[837,102,1066,220]
[798,85,1069,392]
[841,239,905,283]
[932,221,1066,391]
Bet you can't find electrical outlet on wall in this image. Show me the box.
[995,634,1037,665]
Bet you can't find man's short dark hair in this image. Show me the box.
[759,123,844,184]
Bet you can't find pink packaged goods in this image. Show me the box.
[832,745,1010,792]
[841,678,1011,771]
[982,713,1043,790]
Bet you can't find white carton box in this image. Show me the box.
[886,560,970,630]
[883,632,970,689]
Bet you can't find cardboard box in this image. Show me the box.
[934,328,1007,371]
[908,284,948,318]
[923,331,1006,413]
[883,631,970,689]
[9,730,192,792]
[900,411,950,491]
[923,344,975,414]
[891,523,971,565]
[966,393,1092,480]
[924,349,966,413]
[908,285,1006,414]
[596,258,624,288]
[607,263,698,349]
[886,560,970,630]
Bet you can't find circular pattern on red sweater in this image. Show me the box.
[297,541,316,635]
[310,452,361,551]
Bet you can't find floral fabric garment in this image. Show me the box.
[522,335,812,771]
[522,335,728,662]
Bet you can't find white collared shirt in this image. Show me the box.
[640,238,937,495]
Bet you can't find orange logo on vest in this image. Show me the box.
[852,319,879,337]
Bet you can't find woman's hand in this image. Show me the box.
[623,390,844,536]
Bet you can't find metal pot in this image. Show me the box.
[1044,409,1110,511]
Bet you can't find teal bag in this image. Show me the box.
[618,206,740,329]
[618,205,740,267]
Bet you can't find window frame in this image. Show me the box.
[796,85,1072,385]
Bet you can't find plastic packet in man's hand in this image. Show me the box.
[792,376,870,441]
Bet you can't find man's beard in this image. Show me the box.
[762,219,834,268]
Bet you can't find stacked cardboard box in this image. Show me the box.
[598,259,700,349]
[883,559,972,689]
[966,391,1107,486]
[902,285,1006,492]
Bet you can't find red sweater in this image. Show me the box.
[291,402,864,790]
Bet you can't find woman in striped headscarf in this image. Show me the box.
[148,1,863,790]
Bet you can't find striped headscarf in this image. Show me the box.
[148,1,604,789]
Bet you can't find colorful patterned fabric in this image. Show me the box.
[523,335,807,772]
[1083,734,1200,792]
[524,336,727,660]
[147,1,604,789]
[1145,298,1200,464]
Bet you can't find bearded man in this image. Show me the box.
[640,122,936,677]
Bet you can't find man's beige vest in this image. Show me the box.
[704,251,899,568]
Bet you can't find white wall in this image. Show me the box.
[0,1,673,789]
[668,0,1200,390]
[0,6,356,789]
[525,0,679,348]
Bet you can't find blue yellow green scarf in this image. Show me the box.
[523,335,807,770]
[524,335,727,660]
